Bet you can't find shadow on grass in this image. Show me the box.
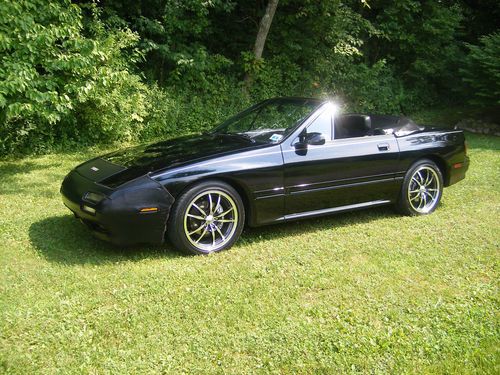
[29,215,183,265]
[30,206,398,265]
[241,205,397,244]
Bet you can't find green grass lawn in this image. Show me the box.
[1,133,499,374]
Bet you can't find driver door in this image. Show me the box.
[282,111,400,216]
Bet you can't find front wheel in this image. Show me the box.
[397,159,444,215]
[167,181,245,254]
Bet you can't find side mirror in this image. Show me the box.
[294,132,325,155]
[305,132,326,146]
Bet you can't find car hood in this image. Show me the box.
[76,133,263,188]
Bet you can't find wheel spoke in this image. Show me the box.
[427,191,436,201]
[187,213,205,220]
[424,174,434,187]
[416,171,424,184]
[423,171,431,186]
[417,196,424,209]
[188,224,205,236]
[215,207,234,218]
[215,194,221,213]
[195,227,208,243]
[410,194,420,202]
[211,229,216,246]
[411,177,422,188]
[208,194,213,215]
[193,203,207,216]
[215,225,226,241]
[217,219,236,223]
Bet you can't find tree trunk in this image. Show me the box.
[253,0,279,60]
[244,0,279,91]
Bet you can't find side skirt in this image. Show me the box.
[283,199,392,221]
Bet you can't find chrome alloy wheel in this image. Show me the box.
[407,166,441,213]
[183,190,239,252]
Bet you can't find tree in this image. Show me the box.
[244,0,279,90]
[461,32,500,106]
[0,0,147,154]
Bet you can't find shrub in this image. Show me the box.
[461,32,500,106]
[0,0,148,155]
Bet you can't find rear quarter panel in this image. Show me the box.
[397,130,468,186]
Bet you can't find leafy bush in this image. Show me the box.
[0,0,148,155]
[461,32,500,106]
[1,0,498,157]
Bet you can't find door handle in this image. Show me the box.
[377,143,390,151]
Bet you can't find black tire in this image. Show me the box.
[396,159,444,216]
[167,180,245,254]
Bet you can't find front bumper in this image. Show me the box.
[61,170,174,246]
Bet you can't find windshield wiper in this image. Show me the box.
[212,132,256,143]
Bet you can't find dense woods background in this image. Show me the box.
[0,0,499,156]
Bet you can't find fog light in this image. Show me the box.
[82,205,96,215]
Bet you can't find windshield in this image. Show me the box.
[211,98,321,144]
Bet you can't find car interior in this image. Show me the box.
[334,114,387,139]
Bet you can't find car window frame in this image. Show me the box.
[212,98,324,145]
[305,107,333,142]
[288,102,333,147]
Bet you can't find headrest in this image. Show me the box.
[338,114,371,132]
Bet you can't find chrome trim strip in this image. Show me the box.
[284,200,392,220]
[255,193,285,200]
[289,177,396,195]
[254,186,285,194]
[287,172,404,190]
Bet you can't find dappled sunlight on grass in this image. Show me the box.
[0,133,498,373]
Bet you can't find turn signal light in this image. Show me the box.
[140,207,158,213]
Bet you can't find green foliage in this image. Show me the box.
[461,32,500,106]
[0,0,499,157]
[0,0,148,155]
[364,1,466,105]
[102,0,235,85]
[241,51,265,76]
[323,60,403,114]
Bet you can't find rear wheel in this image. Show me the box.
[167,181,245,254]
[397,159,443,215]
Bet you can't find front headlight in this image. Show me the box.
[83,191,106,204]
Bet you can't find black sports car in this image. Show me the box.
[61,97,469,254]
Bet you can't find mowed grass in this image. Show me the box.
[0,133,498,374]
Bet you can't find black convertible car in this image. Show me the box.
[61,97,469,254]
